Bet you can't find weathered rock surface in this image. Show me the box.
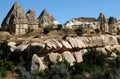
[8,42,16,52]
[74,51,83,62]
[108,16,118,33]
[11,35,120,53]
[47,52,62,63]
[26,9,38,29]
[31,54,45,73]
[1,2,30,35]
[8,35,120,72]
[2,2,27,26]
[97,13,109,33]
[1,2,28,35]
[38,9,59,27]
[64,13,120,34]
[64,17,99,29]
[1,2,60,35]
[62,51,75,66]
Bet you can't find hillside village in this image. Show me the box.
[1,2,120,79]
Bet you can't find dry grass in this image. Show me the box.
[3,71,18,79]
[0,31,12,40]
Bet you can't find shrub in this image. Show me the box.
[57,24,63,30]
[109,55,120,68]
[15,66,45,79]
[0,40,15,77]
[83,49,106,67]
[73,62,92,74]
[15,66,31,79]
[0,40,10,59]
[91,68,120,79]
[72,74,90,79]
[0,66,6,77]
[75,26,84,36]
[43,26,53,34]
[46,61,70,79]
[94,28,100,34]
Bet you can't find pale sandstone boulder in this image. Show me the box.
[61,40,72,49]
[81,49,88,54]
[16,44,29,52]
[45,42,53,50]
[31,54,45,73]
[102,35,118,45]
[47,52,62,63]
[96,37,105,46]
[75,38,82,48]
[51,39,62,49]
[8,42,16,52]
[96,47,107,54]
[113,45,120,52]
[104,45,112,52]
[111,52,117,58]
[67,37,77,48]
[48,39,62,49]
[77,37,86,48]
[62,51,75,66]
[74,51,83,62]
[100,48,107,54]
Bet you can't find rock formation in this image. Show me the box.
[64,17,99,29]
[8,35,120,72]
[31,54,45,73]
[1,2,28,35]
[38,9,59,28]
[26,9,38,30]
[108,16,118,33]
[97,13,109,33]
[64,13,120,34]
[1,2,120,35]
[1,2,60,35]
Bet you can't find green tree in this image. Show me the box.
[46,61,70,79]
[75,26,84,36]
[43,26,53,34]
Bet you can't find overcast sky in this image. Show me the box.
[0,0,120,25]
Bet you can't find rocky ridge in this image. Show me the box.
[1,2,120,35]
[8,35,120,72]
[64,13,120,34]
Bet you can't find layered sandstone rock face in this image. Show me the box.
[38,9,59,28]
[8,35,120,72]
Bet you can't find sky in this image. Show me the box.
[0,0,120,25]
